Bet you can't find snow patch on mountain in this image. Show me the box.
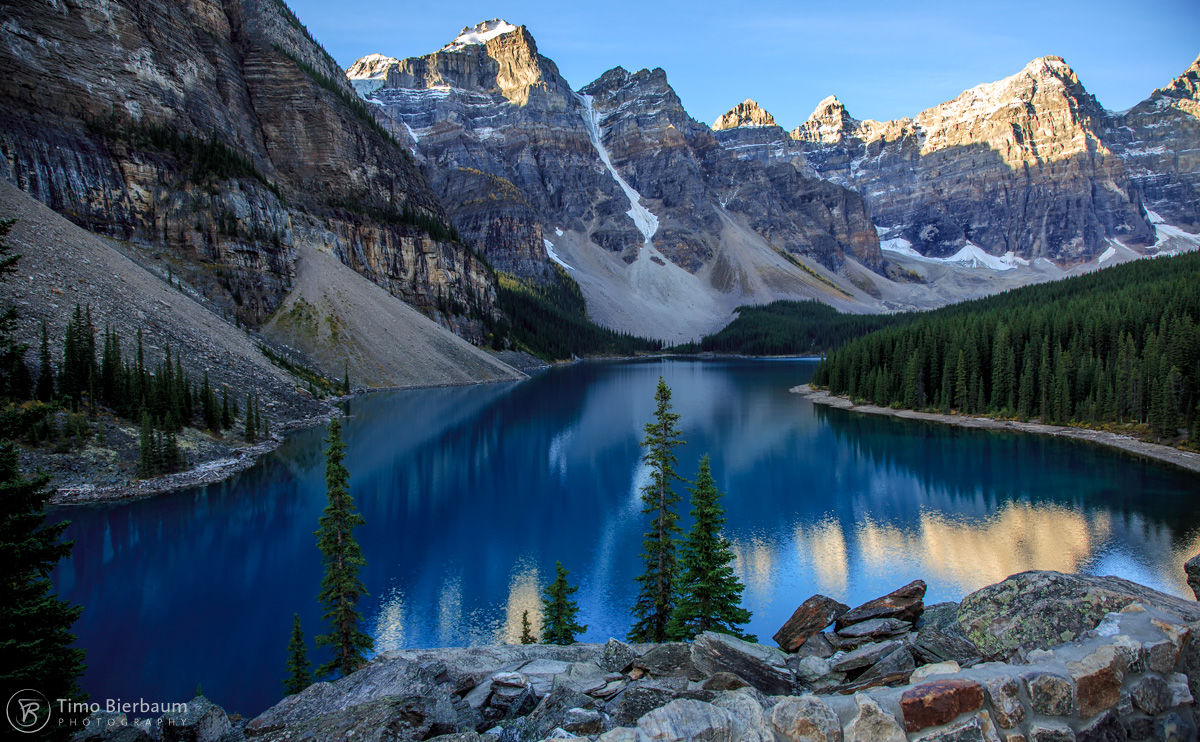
[879,235,1030,271]
[441,19,519,52]
[543,239,573,271]
[577,93,660,245]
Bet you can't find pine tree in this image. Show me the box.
[667,455,753,641]
[221,387,232,430]
[314,417,372,677]
[629,377,685,643]
[283,613,312,695]
[138,412,156,477]
[519,610,536,644]
[541,561,586,645]
[36,320,55,402]
[0,441,88,739]
[0,221,87,738]
[244,392,257,443]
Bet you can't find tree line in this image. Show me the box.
[497,266,663,361]
[812,252,1200,444]
[5,298,272,477]
[675,299,907,356]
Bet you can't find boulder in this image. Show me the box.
[858,645,915,681]
[909,661,961,684]
[525,686,594,739]
[794,632,836,660]
[844,693,906,742]
[690,632,794,695]
[635,699,742,741]
[829,639,903,674]
[608,679,686,726]
[1021,671,1075,717]
[161,696,230,742]
[1186,553,1200,600]
[767,696,841,742]
[835,617,911,641]
[709,690,772,742]
[836,580,927,630]
[245,695,469,742]
[561,707,608,736]
[956,570,1200,660]
[773,595,850,652]
[899,678,985,733]
[631,643,699,680]
[599,639,640,673]
[700,672,750,691]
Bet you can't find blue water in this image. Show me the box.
[50,358,1200,716]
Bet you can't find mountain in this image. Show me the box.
[0,0,498,342]
[348,21,882,341]
[771,55,1200,263]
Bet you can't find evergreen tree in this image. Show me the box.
[0,441,88,739]
[244,392,257,443]
[0,220,87,738]
[138,412,155,477]
[221,387,232,430]
[36,320,55,402]
[667,455,752,641]
[519,609,536,645]
[629,377,685,643]
[314,418,372,677]
[283,613,312,695]
[541,561,586,645]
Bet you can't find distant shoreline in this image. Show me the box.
[792,384,1200,475]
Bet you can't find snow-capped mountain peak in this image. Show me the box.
[441,19,520,52]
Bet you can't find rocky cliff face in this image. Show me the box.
[348,21,882,340]
[0,0,495,338]
[750,55,1200,264]
[1109,54,1200,232]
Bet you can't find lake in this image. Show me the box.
[50,358,1200,716]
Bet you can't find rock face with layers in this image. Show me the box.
[348,21,881,341]
[784,57,1160,263]
[714,55,1200,269]
[0,0,496,338]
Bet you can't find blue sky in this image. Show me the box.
[288,0,1199,127]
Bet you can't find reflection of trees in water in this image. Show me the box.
[815,405,1200,533]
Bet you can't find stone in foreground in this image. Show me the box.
[899,678,985,733]
[836,579,927,630]
[773,595,851,652]
[690,631,793,695]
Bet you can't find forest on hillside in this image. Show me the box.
[811,253,1200,445]
[675,300,907,356]
[497,266,662,360]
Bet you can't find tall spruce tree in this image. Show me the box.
[314,417,372,677]
[283,613,312,695]
[541,561,586,645]
[0,219,87,739]
[628,376,685,643]
[667,455,753,641]
[36,320,55,402]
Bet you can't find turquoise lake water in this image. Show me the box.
[50,358,1200,715]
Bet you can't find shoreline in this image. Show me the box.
[792,384,1200,475]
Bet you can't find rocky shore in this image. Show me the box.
[76,567,1200,742]
[792,385,1200,476]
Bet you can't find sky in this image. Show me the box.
[287,0,1200,128]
